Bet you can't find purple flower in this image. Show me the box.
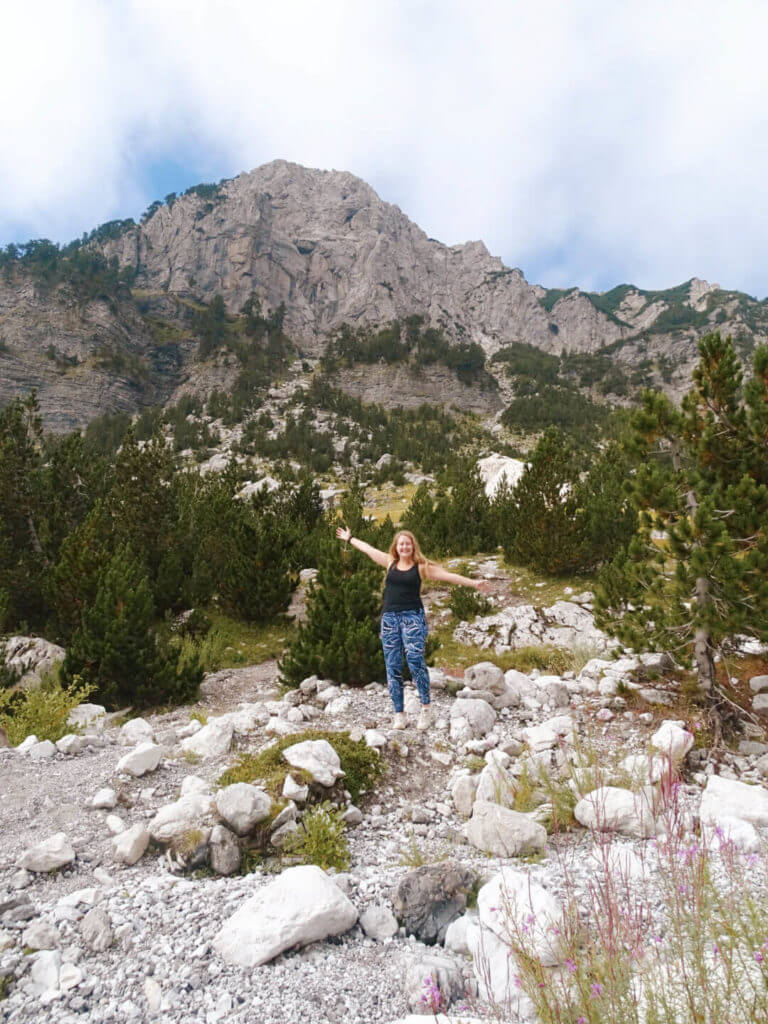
[565,958,578,974]
[590,982,603,997]
[755,951,765,964]
[577,1018,587,1024]
[513,975,522,989]
[713,944,719,957]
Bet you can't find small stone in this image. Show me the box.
[10,869,30,890]
[359,904,398,940]
[22,920,60,950]
[80,908,113,952]
[112,824,150,865]
[28,739,57,760]
[116,742,162,778]
[90,787,117,810]
[17,832,76,872]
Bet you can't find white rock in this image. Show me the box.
[364,729,387,749]
[620,754,670,785]
[522,715,575,752]
[15,733,39,752]
[651,721,694,761]
[315,685,341,706]
[149,793,216,844]
[116,742,162,778]
[176,718,202,738]
[0,930,15,951]
[475,761,516,808]
[450,698,496,742]
[145,977,162,1013]
[463,661,505,695]
[359,904,398,940]
[699,775,768,828]
[215,784,272,835]
[17,832,76,872]
[80,907,114,951]
[58,963,83,991]
[477,454,527,497]
[704,816,761,853]
[180,718,234,759]
[444,912,473,954]
[111,824,150,865]
[28,739,57,760]
[587,843,647,882]
[105,815,125,835]
[2,635,65,690]
[30,950,62,993]
[451,774,480,818]
[282,739,344,787]
[179,775,211,797]
[574,786,661,838]
[55,734,87,755]
[22,920,60,950]
[213,865,358,967]
[67,703,106,729]
[119,717,154,746]
[466,801,547,858]
[282,774,309,803]
[90,788,117,810]
[749,674,768,694]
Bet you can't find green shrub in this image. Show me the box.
[283,802,350,871]
[0,672,93,745]
[217,729,384,803]
[449,585,491,621]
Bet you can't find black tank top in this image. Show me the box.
[382,562,423,612]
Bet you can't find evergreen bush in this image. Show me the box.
[61,545,202,709]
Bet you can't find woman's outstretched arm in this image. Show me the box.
[424,562,492,593]
[336,526,391,568]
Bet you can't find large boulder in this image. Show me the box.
[1,636,65,690]
[699,775,768,828]
[180,718,234,759]
[466,801,547,858]
[282,739,344,787]
[574,786,661,838]
[212,865,357,967]
[393,863,476,945]
[111,824,150,866]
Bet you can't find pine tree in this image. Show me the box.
[497,428,585,574]
[279,485,385,687]
[595,334,768,692]
[62,545,201,709]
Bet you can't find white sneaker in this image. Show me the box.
[392,712,407,730]
[416,705,432,731]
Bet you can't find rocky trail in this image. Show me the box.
[2,587,768,1024]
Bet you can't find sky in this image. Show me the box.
[2,0,768,298]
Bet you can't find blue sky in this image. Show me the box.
[3,0,768,298]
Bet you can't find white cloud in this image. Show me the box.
[1,0,767,296]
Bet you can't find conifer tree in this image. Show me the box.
[279,484,385,686]
[62,545,201,709]
[497,428,585,574]
[595,334,768,692]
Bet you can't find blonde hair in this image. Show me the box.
[388,530,430,576]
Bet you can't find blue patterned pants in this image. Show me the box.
[380,609,431,712]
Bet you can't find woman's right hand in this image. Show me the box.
[336,525,352,543]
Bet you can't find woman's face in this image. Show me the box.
[396,534,414,560]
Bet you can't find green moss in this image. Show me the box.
[217,729,384,803]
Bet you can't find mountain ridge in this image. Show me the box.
[1,159,766,429]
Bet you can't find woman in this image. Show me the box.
[336,526,492,730]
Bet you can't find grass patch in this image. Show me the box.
[176,611,296,672]
[364,482,418,523]
[217,729,384,803]
[500,561,598,606]
[432,625,575,676]
[397,831,450,867]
